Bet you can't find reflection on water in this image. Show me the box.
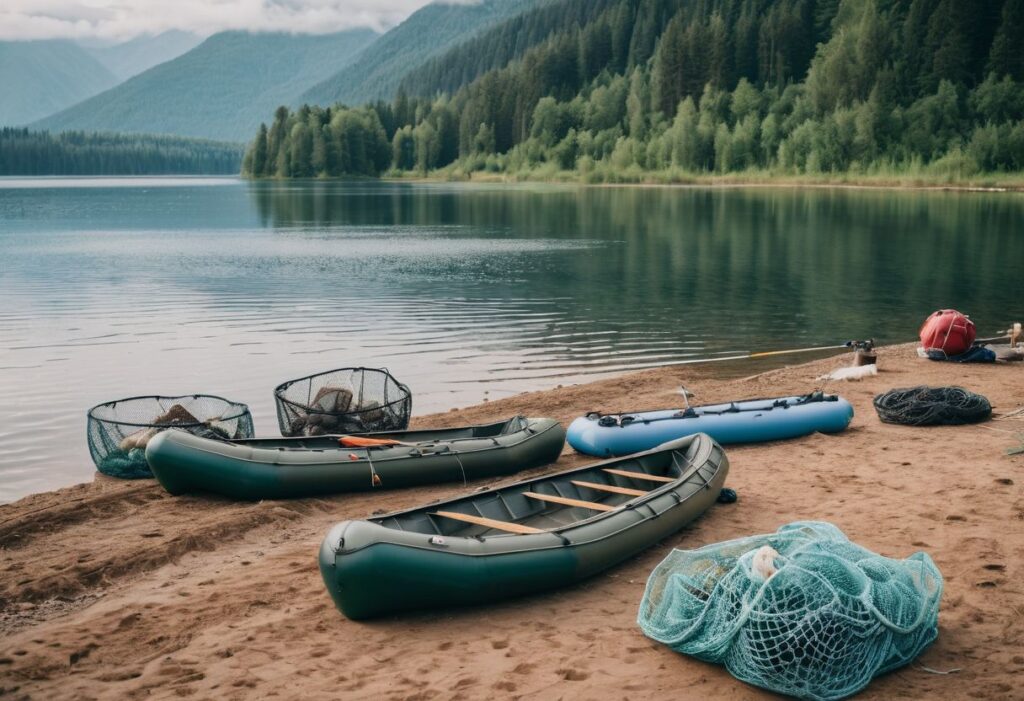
[1,178,1021,501]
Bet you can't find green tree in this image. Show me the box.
[310,112,328,176]
[288,121,312,178]
[988,0,1024,80]
[760,112,781,165]
[251,123,268,176]
[730,113,760,170]
[713,122,732,172]
[731,78,761,122]
[392,125,415,170]
[413,121,440,173]
[668,97,700,170]
[626,67,650,139]
[473,123,496,155]
[531,97,564,147]
[969,73,1024,123]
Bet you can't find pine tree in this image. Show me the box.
[988,0,1024,80]
[392,126,415,170]
[252,123,268,176]
[310,112,328,176]
[626,68,650,139]
[926,0,973,88]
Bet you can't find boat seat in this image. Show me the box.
[523,491,616,512]
[432,511,542,534]
[603,468,674,483]
[571,480,646,497]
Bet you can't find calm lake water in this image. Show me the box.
[1,177,1021,501]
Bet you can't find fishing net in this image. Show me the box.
[87,395,254,479]
[275,367,412,437]
[638,522,942,701]
[873,386,991,426]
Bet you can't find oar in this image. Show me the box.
[976,322,1022,346]
[338,436,410,448]
[657,341,866,368]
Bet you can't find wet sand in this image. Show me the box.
[1,344,1022,700]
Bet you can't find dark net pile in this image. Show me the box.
[275,367,412,437]
[638,522,942,701]
[873,386,991,426]
[87,395,254,479]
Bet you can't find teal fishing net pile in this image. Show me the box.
[638,522,942,701]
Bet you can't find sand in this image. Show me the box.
[1,344,1022,700]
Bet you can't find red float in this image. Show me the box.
[919,309,976,356]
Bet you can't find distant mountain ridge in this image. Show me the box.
[86,31,203,81]
[0,41,119,126]
[300,0,541,107]
[34,29,379,142]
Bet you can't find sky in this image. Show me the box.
[0,0,479,42]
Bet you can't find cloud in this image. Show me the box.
[0,0,474,41]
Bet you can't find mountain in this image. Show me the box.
[34,29,379,142]
[397,0,620,99]
[0,41,118,126]
[86,31,203,81]
[300,0,540,107]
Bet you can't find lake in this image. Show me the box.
[1,177,1021,502]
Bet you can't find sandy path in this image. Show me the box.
[1,345,1022,700]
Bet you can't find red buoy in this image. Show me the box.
[919,309,976,356]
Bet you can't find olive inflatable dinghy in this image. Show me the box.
[145,416,565,500]
[319,433,728,619]
[568,391,854,457]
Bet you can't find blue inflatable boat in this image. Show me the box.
[567,392,854,457]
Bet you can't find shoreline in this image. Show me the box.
[381,170,1024,194]
[1,343,1022,699]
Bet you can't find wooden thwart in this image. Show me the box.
[433,511,542,534]
[602,468,675,483]
[571,480,646,497]
[524,491,616,512]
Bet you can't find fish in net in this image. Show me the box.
[873,386,991,426]
[637,522,942,701]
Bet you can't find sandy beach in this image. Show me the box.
[1,344,1021,700]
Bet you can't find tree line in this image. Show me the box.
[0,128,243,176]
[244,0,1024,180]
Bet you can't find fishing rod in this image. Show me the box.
[659,339,873,368]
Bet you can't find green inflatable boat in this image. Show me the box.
[145,416,565,500]
[319,433,729,619]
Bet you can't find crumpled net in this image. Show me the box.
[637,522,942,701]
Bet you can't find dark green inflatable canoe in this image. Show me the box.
[145,416,565,500]
[319,433,728,619]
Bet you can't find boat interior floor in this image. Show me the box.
[375,446,706,538]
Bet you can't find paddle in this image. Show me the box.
[338,436,407,448]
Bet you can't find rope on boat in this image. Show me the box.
[365,450,382,487]
[593,391,835,427]
[453,451,468,487]
[873,386,992,426]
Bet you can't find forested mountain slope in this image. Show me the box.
[86,31,203,81]
[35,30,378,142]
[0,41,118,126]
[301,0,540,107]
[248,0,1024,181]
